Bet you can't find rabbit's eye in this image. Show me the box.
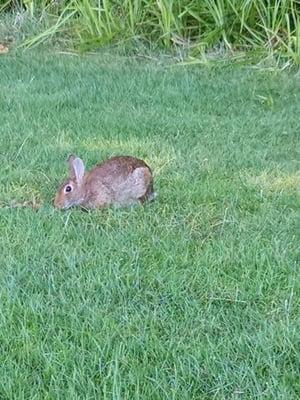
[65,185,72,193]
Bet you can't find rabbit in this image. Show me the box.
[54,154,156,209]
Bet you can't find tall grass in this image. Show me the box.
[1,0,300,64]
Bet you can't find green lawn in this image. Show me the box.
[0,52,299,399]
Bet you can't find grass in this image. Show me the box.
[1,1,300,66]
[0,51,299,398]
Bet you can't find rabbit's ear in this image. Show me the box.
[68,155,85,182]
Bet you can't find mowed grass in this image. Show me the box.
[0,52,299,399]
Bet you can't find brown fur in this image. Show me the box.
[54,155,155,209]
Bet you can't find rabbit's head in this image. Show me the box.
[54,155,86,209]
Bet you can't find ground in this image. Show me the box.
[0,52,299,399]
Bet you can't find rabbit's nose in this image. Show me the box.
[53,194,61,209]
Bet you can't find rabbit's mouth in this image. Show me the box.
[54,199,73,210]
[55,203,71,210]
[53,195,69,210]
[54,195,85,210]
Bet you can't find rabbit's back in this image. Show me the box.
[95,155,150,175]
[84,156,153,207]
